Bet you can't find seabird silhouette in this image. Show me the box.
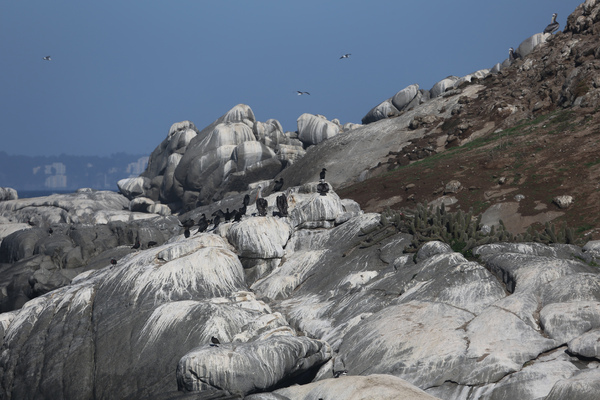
[233,210,243,222]
[339,53,351,59]
[273,178,284,192]
[320,168,327,181]
[48,227,53,235]
[256,185,268,216]
[132,238,141,250]
[224,208,233,221]
[317,181,330,196]
[276,194,289,217]
[296,91,310,95]
[210,336,220,347]
[184,228,190,238]
[42,56,51,61]
[196,214,209,234]
[211,215,221,230]
[544,13,559,34]
[110,258,117,266]
[243,194,250,207]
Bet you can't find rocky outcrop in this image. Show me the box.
[0,188,17,202]
[297,113,341,146]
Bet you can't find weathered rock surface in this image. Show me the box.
[0,188,18,201]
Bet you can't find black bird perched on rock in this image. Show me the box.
[334,370,348,378]
[148,241,157,248]
[196,214,209,234]
[317,181,330,196]
[233,210,243,222]
[224,208,233,221]
[212,209,225,220]
[184,228,190,238]
[42,56,51,61]
[339,53,351,59]
[238,204,247,217]
[110,258,117,266]
[132,238,141,250]
[273,178,284,192]
[181,218,195,229]
[544,13,559,34]
[48,227,53,235]
[296,91,310,95]
[276,194,289,217]
[243,194,250,207]
[211,215,221,230]
[210,336,220,347]
[256,186,268,216]
[320,168,327,181]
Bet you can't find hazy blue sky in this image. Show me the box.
[1,0,580,157]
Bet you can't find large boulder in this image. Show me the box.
[297,113,340,146]
[0,187,17,201]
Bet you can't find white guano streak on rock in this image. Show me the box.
[251,250,328,299]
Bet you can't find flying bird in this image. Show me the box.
[296,91,310,95]
[544,13,559,34]
[42,56,51,61]
[339,53,351,59]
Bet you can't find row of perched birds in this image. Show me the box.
[509,13,560,62]
[179,168,331,237]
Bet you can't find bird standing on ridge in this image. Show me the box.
[544,13,559,34]
[320,168,327,181]
[196,214,209,234]
[317,181,330,196]
[132,238,141,250]
[256,185,268,216]
[340,53,351,59]
[210,337,220,347]
[42,56,51,61]
[276,194,289,217]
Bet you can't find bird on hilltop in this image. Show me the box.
[320,168,327,181]
[256,186,268,217]
[317,181,330,196]
[544,13,559,34]
[196,214,209,234]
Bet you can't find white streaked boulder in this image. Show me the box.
[274,374,439,400]
[430,76,460,98]
[226,217,293,259]
[0,187,18,201]
[177,335,331,395]
[117,177,151,199]
[297,113,340,146]
[517,32,549,59]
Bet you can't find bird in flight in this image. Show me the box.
[340,53,351,59]
[296,91,310,95]
[42,56,51,61]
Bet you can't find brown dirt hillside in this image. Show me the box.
[338,2,600,244]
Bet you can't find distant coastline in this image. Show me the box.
[17,189,118,199]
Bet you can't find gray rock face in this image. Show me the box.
[297,113,340,146]
[0,188,18,201]
[274,374,438,400]
[177,335,331,395]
